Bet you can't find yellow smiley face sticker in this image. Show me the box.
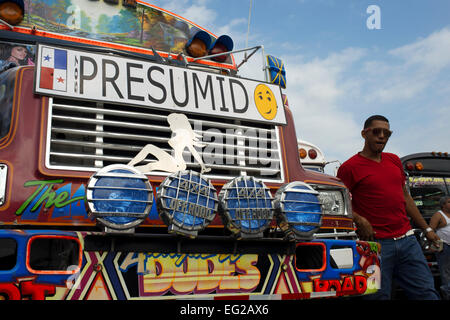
[254,84,277,120]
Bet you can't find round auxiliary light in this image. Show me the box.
[219,176,274,238]
[86,164,154,231]
[415,162,424,171]
[209,35,233,63]
[405,161,414,171]
[299,148,307,159]
[308,149,318,160]
[0,0,24,25]
[157,170,218,238]
[274,181,322,240]
[185,30,211,58]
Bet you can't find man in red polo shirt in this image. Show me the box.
[337,115,440,299]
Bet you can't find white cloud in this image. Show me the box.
[156,0,218,29]
[281,48,367,163]
[389,27,450,72]
[364,27,450,103]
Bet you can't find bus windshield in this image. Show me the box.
[14,1,235,68]
[408,176,450,221]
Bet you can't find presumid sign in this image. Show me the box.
[34,44,286,125]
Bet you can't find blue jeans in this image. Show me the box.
[436,243,450,300]
[368,235,440,300]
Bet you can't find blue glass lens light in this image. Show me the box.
[93,169,149,225]
[86,165,153,231]
[219,176,274,237]
[274,182,323,239]
[284,185,321,232]
[158,171,218,236]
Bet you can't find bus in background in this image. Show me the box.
[298,140,326,173]
[401,151,450,288]
[401,152,450,222]
[298,140,341,176]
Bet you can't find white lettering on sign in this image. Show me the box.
[34,45,286,125]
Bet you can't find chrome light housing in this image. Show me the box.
[274,181,322,240]
[157,170,218,238]
[86,164,154,232]
[312,185,352,217]
[318,190,345,215]
[219,176,274,239]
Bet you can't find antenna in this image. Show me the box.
[245,0,253,58]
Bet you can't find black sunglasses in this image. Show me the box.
[366,127,393,138]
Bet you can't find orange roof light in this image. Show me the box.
[415,162,424,171]
[185,30,211,58]
[0,1,24,26]
[299,148,307,159]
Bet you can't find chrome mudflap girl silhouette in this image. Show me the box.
[128,113,211,174]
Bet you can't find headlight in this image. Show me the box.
[317,190,344,215]
[312,185,352,217]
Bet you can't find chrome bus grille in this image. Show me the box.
[46,98,284,182]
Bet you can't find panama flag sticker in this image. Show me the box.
[39,47,67,92]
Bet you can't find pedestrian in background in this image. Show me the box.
[430,196,450,299]
[337,115,440,299]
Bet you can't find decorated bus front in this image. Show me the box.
[0,0,379,300]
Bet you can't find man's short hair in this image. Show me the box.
[439,196,450,209]
[364,115,389,129]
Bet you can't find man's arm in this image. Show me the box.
[352,211,375,241]
[403,185,440,242]
[429,211,444,231]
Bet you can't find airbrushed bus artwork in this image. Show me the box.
[0,0,380,300]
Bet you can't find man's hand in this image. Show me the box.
[354,213,375,241]
[425,229,440,242]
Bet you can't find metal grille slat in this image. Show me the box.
[51,139,280,163]
[53,115,277,143]
[52,115,172,132]
[53,103,276,133]
[51,129,280,153]
[49,152,280,175]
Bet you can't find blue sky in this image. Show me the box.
[153,0,450,173]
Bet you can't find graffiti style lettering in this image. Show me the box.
[16,180,87,219]
[313,275,367,295]
[119,253,260,296]
[0,283,21,300]
[0,281,56,300]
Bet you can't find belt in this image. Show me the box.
[392,229,414,241]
